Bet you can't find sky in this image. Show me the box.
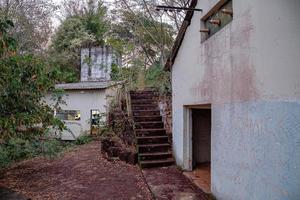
[51,0,64,28]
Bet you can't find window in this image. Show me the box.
[91,110,101,126]
[56,110,81,121]
[201,0,233,41]
[91,109,104,134]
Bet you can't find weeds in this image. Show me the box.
[0,134,94,169]
[74,135,93,145]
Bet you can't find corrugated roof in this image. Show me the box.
[55,81,110,90]
[164,0,198,71]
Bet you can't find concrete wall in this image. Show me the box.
[171,0,300,199]
[81,46,113,82]
[45,89,107,140]
[158,95,172,136]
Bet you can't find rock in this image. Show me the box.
[101,138,113,153]
[127,152,138,165]
[0,186,30,200]
[119,150,131,162]
[107,147,121,158]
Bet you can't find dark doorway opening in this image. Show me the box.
[185,108,211,193]
[91,109,101,135]
[192,109,211,168]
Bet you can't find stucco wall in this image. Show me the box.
[45,89,107,140]
[81,46,113,82]
[171,0,300,199]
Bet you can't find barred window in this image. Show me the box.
[201,0,233,41]
[56,110,81,121]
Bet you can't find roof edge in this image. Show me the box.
[164,0,198,71]
[54,80,126,91]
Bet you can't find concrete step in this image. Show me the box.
[135,121,164,129]
[137,135,169,145]
[135,128,166,136]
[131,99,156,104]
[130,93,158,100]
[132,105,158,110]
[134,116,162,122]
[133,110,160,116]
[138,143,170,153]
[140,158,174,168]
[139,151,173,161]
[130,90,157,95]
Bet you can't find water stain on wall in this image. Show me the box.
[190,8,259,104]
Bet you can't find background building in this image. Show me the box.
[45,46,119,140]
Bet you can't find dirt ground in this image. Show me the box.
[143,167,208,200]
[0,141,152,200]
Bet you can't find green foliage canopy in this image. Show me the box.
[50,0,108,81]
[0,19,64,139]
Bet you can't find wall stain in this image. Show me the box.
[190,8,259,104]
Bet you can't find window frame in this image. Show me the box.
[55,110,81,121]
[201,0,233,42]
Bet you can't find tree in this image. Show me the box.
[155,0,190,31]
[50,0,109,80]
[0,0,57,53]
[0,18,16,58]
[107,9,174,68]
[0,19,64,139]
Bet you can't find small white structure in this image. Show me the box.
[45,46,119,140]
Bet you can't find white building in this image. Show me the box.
[166,0,300,199]
[46,46,119,140]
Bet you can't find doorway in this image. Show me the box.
[192,109,211,168]
[183,107,211,193]
[91,109,101,135]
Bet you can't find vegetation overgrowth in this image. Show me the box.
[0,134,94,169]
[0,0,183,168]
[48,0,173,93]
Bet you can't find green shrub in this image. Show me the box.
[75,135,93,145]
[39,139,64,158]
[0,136,70,169]
[145,63,171,94]
[0,19,65,139]
[0,145,10,168]
[5,138,35,161]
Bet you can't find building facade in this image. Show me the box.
[167,0,300,199]
[45,46,118,140]
[80,46,114,82]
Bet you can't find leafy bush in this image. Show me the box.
[0,55,66,138]
[5,138,36,161]
[0,136,72,169]
[39,139,64,158]
[145,63,171,94]
[0,146,10,168]
[0,18,65,139]
[74,135,93,145]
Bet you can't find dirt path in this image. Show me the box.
[0,141,152,200]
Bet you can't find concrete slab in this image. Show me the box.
[143,166,209,200]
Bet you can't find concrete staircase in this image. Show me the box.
[130,90,174,168]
